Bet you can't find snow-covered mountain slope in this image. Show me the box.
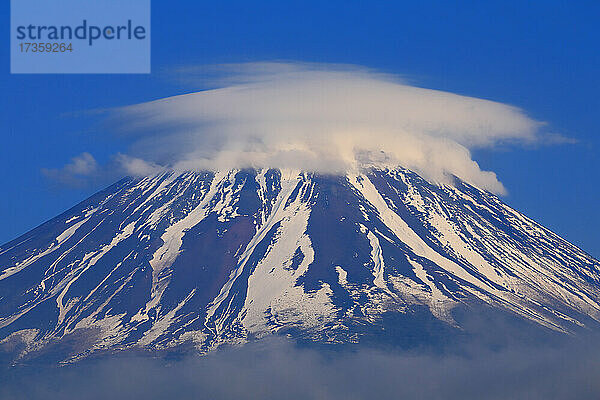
[1,168,599,362]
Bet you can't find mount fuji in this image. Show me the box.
[1,167,599,364]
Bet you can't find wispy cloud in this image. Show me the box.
[114,154,164,177]
[42,152,163,187]
[41,152,100,187]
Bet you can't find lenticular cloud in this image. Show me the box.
[113,62,545,194]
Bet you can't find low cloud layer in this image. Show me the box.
[106,62,551,194]
[2,337,599,400]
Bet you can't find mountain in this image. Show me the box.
[1,168,599,363]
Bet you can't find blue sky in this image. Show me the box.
[1,1,599,257]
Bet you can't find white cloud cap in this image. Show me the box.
[113,62,548,194]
